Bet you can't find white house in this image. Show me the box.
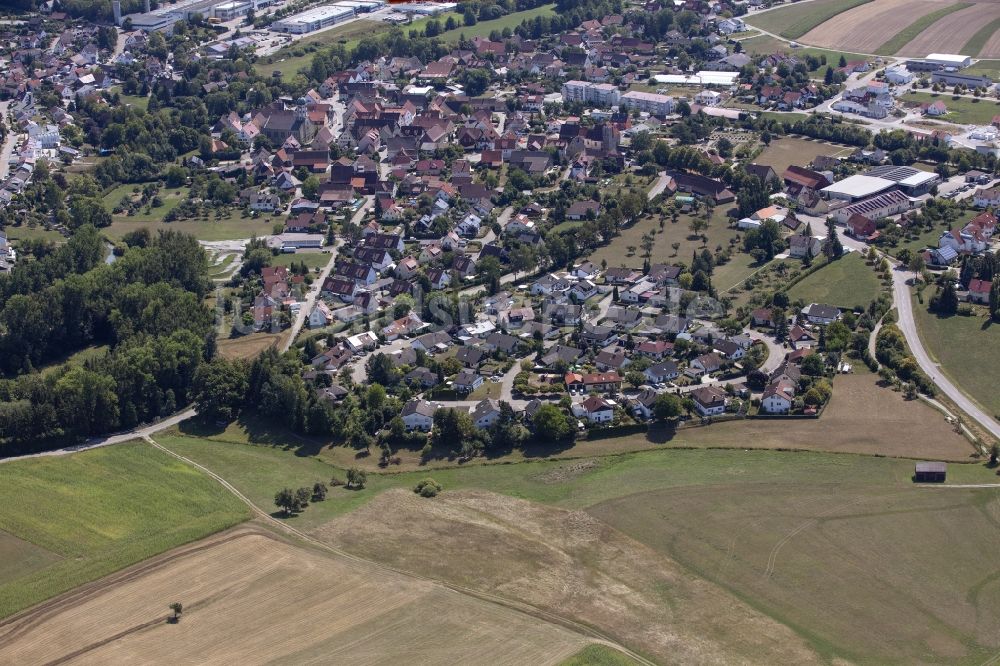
[691,386,728,416]
[308,302,332,329]
[974,186,1000,208]
[761,380,795,413]
[401,399,437,431]
[470,399,502,429]
[578,396,614,424]
[801,303,841,325]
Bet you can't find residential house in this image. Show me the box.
[644,361,679,384]
[801,303,841,325]
[453,369,484,393]
[690,385,728,416]
[401,399,438,431]
[470,399,502,429]
[578,395,614,424]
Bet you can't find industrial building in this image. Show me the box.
[905,53,972,72]
[213,0,253,20]
[122,0,271,31]
[271,3,356,33]
[822,166,939,202]
[931,70,993,88]
[395,2,456,15]
[864,165,939,196]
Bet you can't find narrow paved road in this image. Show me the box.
[891,266,1000,441]
[0,101,16,180]
[647,171,672,201]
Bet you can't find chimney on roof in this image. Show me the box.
[112,0,122,25]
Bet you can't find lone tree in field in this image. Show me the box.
[312,481,328,501]
[346,467,367,489]
[169,602,183,623]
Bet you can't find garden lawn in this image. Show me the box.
[0,442,250,619]
[912,292,1000,417]
[786,252,882,309]
[745,0,873,39]
[875,3,972,55]
[904,91,1000,125]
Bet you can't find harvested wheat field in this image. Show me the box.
[317,489,822,665]
[0,528,587,665]
[799,0,958,52]
[897,3,1000,56]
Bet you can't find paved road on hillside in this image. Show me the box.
[891,266,1000,442]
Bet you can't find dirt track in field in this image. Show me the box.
[0,527,587,665]
[896,3,1000,55]
[799,0,958,52]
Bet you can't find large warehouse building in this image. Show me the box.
[822,166,939,202]
[271,4,356,33]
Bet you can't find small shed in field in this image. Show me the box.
[914,461,946,483]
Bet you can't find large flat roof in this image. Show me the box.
[821,174,895,198]
[926,53,969,63]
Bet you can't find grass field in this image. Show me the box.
[589,480,1000,664]
[0,443,250,619]
[874,2,971,55]
[131,422,1000,663]
[266,19,389,78]
[786,252,883,309]
[912,292,1000,418]
[966,59,1000,76]
[746,0,873,38]
[754,136,853,174]
[38,344,109,377]
[739,35,869,74]
[102,184,189,221]
[266,5,553,79]
[904,90,1000,126]
[436,4,555,42]
[216,331,281,360]
[587,208,758,288]
[964,18,1000,56]
[0,528,587,665]
[267,251,331,270]
[559,645,641,666]
[3,224,65,244]
[105,208,277,243]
